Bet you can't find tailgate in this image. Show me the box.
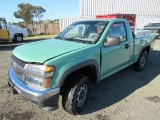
[0,29,10,40]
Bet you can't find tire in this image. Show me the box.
[62,74,89,115]
[134,51,148,72]
[14,35,23,42]
[156,32,160,39]
[156,35,159,39]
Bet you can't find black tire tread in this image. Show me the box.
[134,51,148,72]
[62,74,89,115]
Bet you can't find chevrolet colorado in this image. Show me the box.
[8,18,155,115]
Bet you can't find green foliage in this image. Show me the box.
[11,21,26,28]
[31,6,46,22]
[14,3,46,25]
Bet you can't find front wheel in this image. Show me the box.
[134,51,148,72]
[62,74,89,115]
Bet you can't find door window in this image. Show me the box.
[107,23,127,41]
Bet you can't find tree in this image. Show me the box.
[14,3,46,24]
[32,6,46,23]
[14,3,33,24]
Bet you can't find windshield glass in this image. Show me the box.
[147,23,160,27]
[57,21,108,44]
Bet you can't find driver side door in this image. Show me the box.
[100,22,132,79]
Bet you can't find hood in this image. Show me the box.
[13,39,91,63]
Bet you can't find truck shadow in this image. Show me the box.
[0,38,50,51]
[81,50,160,115]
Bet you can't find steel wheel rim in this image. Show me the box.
[77,84,87,107]
[17,36,22,41]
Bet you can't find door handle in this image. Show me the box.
[124,44,130,49]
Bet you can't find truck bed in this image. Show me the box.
[132,35,155,63]
[0,29,10,40]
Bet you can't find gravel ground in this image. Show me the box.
[0,39,160,120]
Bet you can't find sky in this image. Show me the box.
[0,0,79,23]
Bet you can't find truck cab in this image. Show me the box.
[0,17,10,40]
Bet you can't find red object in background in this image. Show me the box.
[96,13,136,32]
[7,31,10,36]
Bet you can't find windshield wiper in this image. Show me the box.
[55,37,80,42]
[64,38,82,43]
[56,37,92,44]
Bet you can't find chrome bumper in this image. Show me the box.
[8,67,60,110]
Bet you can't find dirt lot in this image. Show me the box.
[0,39,160,120]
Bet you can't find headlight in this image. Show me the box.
[26,64,45,78]
[25,64,55,89]
[26,75,44,87]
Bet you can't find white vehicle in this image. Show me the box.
[0,17,29,42]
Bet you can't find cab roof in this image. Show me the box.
[76,18,126,22]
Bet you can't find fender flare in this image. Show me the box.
[14,33,23,37]
[136,44,150,62]
[57,59,100,87]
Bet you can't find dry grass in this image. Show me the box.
[24,34,58,40]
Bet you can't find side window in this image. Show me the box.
[107,23,127,41]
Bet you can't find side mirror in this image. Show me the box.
[104,36,121,47]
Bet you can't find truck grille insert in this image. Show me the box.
[12,65,25,81]
[11,55,26,82]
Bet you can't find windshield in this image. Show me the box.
[146,23,160,27]
[57,21,108,44]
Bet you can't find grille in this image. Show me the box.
[11,55,26,82]
[11,55,26,67]
[12,65,25,81]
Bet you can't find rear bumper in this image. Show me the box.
[0,39,9,42]
[0,38,12,42]
[8,67,60,110]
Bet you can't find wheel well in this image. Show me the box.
[143,46,150,55]
[60,65,97,92]
[14,33,23,37]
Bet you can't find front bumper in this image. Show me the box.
[8,67,60,111]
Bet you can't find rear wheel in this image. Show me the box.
[62,74,89,115]
[134,51,148,71]
[14,35,23,42]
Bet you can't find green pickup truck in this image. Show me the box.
[8,18,155,115]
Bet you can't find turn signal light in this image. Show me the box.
[45,66,55,72]
[44,77,52,88]
[7,31,10,36]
